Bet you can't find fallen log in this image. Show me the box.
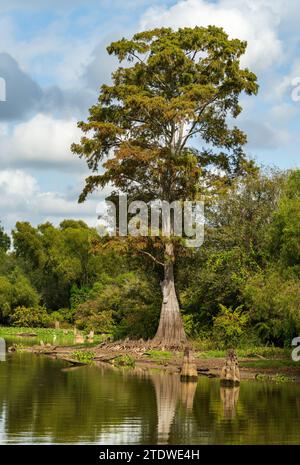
[60,358,88,366]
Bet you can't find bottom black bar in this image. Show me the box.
[0,445,296,463]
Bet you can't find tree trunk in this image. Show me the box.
[153,243,186,347]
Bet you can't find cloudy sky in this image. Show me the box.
[0,0,300,232]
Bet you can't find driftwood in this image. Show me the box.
[180,348,198,382]
[220,349,240,386]
[94,355,119,363]
[61,357,87,366]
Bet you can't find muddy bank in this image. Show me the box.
[12,341,300,382]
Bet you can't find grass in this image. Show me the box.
[195,350,227,359]
[256,373,295,383]
[240,359,300,369]
[71,351,95,364]
[113,355,135,368]
[195,347,288,359]
[144,350,174,364]
[0,325,102,347]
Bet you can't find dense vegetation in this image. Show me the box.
[0,168,299,348]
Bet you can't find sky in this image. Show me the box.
[0,0,300,232]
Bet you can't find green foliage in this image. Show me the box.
[70,284,91,310]
[0,166,300,346]
[71,351,95,364]
[0,222,10,252]
[55,308,76,324]
[10,306,51,328]
[0,268,39,321]
[212,304,248,349]
[73,26,258,205]
[75,272,160,339]
[243,270,300,345]
[113,355,135,368]
[12,220,103,310]
[241,359,300,369]
[144,350,173,364]
[268,169,300,274]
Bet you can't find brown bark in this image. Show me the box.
[153,243,186,347]
[180,348,198,381]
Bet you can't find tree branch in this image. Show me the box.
[138,249,165,267]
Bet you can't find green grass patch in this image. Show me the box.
[144,350,173,364]
[195,350,226,359]
[71,351,95,364]
[113,355,135,368]
[195,347,288,359]
[256,373,295,383]
[240,359,300,369]
[0,325,102,347]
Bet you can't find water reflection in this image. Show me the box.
[0,353,299,444]
[0,338,5,362]
[220,386,240,419]
[151,373,197,444]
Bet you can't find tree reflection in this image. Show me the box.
[220,386,240,419]
[0,354,299,444]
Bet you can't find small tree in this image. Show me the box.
[72,26,258,346]
[0,222,10,252]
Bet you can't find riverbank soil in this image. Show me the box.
[15,339,300,382]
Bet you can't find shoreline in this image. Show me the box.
[14,342,300,383]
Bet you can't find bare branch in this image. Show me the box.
[138,249,165,267]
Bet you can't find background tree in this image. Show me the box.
[72,26,258,346]
[0,222,10,252]
[177,169,283,337]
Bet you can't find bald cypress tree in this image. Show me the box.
[72,26,258,346]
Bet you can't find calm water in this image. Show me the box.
[0,352,299,444]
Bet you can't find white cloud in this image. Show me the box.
[0,169,38,202]
[140,0,283,71]
[0,169,104,231]
[0,114,84,170]
[0,14,99,89]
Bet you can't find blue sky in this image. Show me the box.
[0,0,299,232]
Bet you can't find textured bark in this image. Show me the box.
[180,348,198,381]
[220,349,240,386]
[153,243,186,347]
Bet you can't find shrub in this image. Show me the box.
[74,272,160,339]
[113,355,135,368]
[10,305,51,327]
[243,271,300,345]
[71,351,95,363]
[75,301,115,334]
[51,308,75,325]
[212,304,248,349]
[0,269,39,322]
